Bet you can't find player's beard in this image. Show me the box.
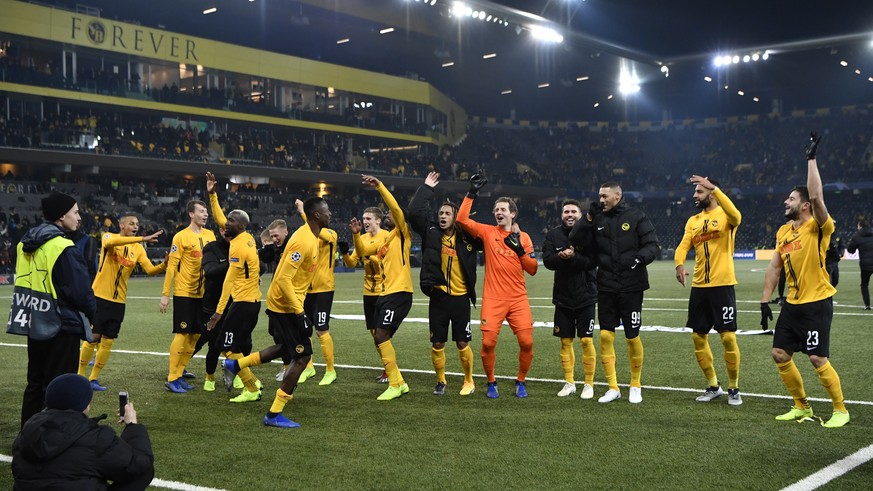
[695,196,710,209]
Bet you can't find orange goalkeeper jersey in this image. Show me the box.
[457,196,537,301]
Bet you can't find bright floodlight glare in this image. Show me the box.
[486,15,492,21]
[203,7,217,14]
[713,56,723,67]
[723,55,733,65]
[762,52,769,60]
[731,55,739,64]
[855,69,862,75]
[840,60,849,66]
[660,65,668,72]
[737,90,744,96]
[529,25,564,43]
[618,71,640,95]
[594,102,600,108]
[753,97,760,102]
[743,55,750,63]
[752,53,760,61]
[478,11,486,20]
[704,76,712,82]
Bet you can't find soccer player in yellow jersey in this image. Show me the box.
[351,175,414,401]
[223,197,331,428]
[409,172,481,396]
[160,199,216,393]
[78,213,167,391]
[204,173,263,403]
[674,176,743,405]
[341,206,391,383]
[292,199,340,386]
[760,132,849,428]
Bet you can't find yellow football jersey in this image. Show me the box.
[344,229,389,296]
[352,182,413,295]
[161,226,216,298]
[309,228,338,293]
[266,224,319,314]
[93,233,166,303]
[216,231,261,313]
[777,215,837,304]
[674,188,742,287]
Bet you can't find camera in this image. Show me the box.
[118,391,128,417]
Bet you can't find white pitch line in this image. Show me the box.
[1,343,870,407]
[0,454,226,491]
[780,444,873,491]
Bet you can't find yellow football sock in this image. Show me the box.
[90,337,114,380]
[458,345,474,384]
[627,336,644,388]
[776,360,809,409]
[319,332,335,371]
[269,388,293,414]
[816,360,846,413]
[560,338,575,383]
[78,341,98,376]
[580,337,597,386]
[692,333,717,387]
[377,340,403,387]
[600,330,618,391]
[720,332,740,389]
[432,347,447,384]
[305,358,314,370]
[177,333,200,375]
[235,351,262,370]
[168,334,186,382]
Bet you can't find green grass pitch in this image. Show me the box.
[1,260,871,490]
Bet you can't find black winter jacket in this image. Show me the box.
[408,184,482,306]
[542,224,597,309]
[847,227,873,271]
[568,200,660,293]
[202,238,231,313]
[12,410,154,490]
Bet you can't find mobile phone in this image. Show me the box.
[119,391,129,417]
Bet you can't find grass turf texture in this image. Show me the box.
[1,260,872,490]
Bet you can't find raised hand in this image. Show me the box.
[805,132,822,160]
[143,229,164,243]
[425,171,440,188]
[362,175,380,188]
[349,217,363,234]
[468,173,487,196]
[689,175,715,190]
[206,171,217,194]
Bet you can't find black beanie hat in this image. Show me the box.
[45,374,93,412]
[41,191,77,222]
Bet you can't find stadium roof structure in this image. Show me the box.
[35,0,873,122]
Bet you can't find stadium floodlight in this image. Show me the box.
[607,94,614,99]
[743,55,750,63]
[713,56,723,67]
[731,55,739,64]
[501,89,512,95]
[486,15,492,21]
[752,53,760,61]
[704,76,712,82]
[442,61,455,67]
[660,65,669,77]
[576,75,589,81]
[538,82,550,88]
[450,2,468,17]
[478,11,487,20]
[737,90,744,96]
[430,0,437,5]
[840,60,849,66]
[856,69,862,75]
[336,38,350,44]
[529,25,564,43]
[203,7,217,14]
[380,27,395,34]
[594,102,600,108]
[869,76,873,82]
[483,53,496,59]
[618,70,640,95]
[762,51,769,60]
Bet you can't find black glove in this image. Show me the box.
[588,201,604,219]
[504,232,526,256]
[337,241,350,255]
[760,302,773,330]
[468,174,488,197]
[805,131,822,160]
[293,312,312,336]
[630,256,643,270]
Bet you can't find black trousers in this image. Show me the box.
[22,333,81,427]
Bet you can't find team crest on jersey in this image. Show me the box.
[466,244,473,251]
[295,345,304,353]
[247,240,255,247]
[622,223,630,231]
[291,251,301,262]
[171,244,178,253]
[710,220,719,229]
[103,234,111,241]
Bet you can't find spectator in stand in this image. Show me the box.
[847,218,873,310]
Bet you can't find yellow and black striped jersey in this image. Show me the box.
[434,231,468,296]
[674,188,742,287]
[309,228,337,293]
[343,229,389,296]
[777,215,837,304]
[266,224,319,314]
[93,233,166,303]
[216,231,261,313]
[352,182,413,295]
[161,226,216,298]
